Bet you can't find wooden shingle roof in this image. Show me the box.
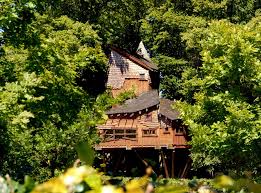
[106,90,159,114]
[106,90,180,120]
[110,46,158,72]
[159,99,180,120]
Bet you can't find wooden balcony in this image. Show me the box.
[95,127,188,150]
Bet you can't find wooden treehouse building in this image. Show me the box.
[95,43,191,178]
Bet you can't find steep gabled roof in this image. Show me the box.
[110,46,158,72]
[136,41,151,62]
[106,90,159,114]
[159,99,180,120]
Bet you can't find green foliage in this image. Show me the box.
[76,141,95,166]
[140,0,259,99]
[0,12,107,181]
[1,0,261,181]
[0,0,37,47]
[33,0,167,51]
[140,5,207,58]
[191,0,258,23]
[95,89,136,111]
[96,0,147,51]
[176,18,261,173]
[87,0,166,51]
[154,56,189,99]
[140,4,207,99]
[1,166,261,193]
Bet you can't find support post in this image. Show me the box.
[113,151,123,174]
[160,150,169,178]
[102,152,106,173]
[134,150,148,167]
[180,158,191,178]
[171,149,175,178]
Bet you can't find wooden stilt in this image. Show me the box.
[134,150,159,177]
[158,151,162,174]
[134,150,148,166]
[180,158,191,178]
[178,167,183,178]
[160,150,169,178]
[102,152,106,173]
[158,152,162,174]
[113,150,123,174]
[171,149,175,178]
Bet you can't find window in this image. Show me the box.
[139,73,145,80]
[115,130,124,134]
[163,127,170,134]
[126,129,136,138]
[176,125,186,135]
[106,130,113,134]
[142,128,157,136]
[126,129,136,134]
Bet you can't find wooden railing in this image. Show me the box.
[96,126,189,149]
[99,127,137,141]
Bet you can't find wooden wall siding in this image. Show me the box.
[107,51,152,97]
[160,119,188,148]
[97,127,176,149]
[97,110,188,150]
[173,133,187,147]
[111,78,152,97]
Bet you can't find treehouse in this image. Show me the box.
[95,42,191,178]
[97,91,188,149]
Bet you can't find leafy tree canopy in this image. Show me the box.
[140,0,260,99]
[0,5,107,180]
[176,17,261,173]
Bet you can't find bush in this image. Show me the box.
[2,165,261,193]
